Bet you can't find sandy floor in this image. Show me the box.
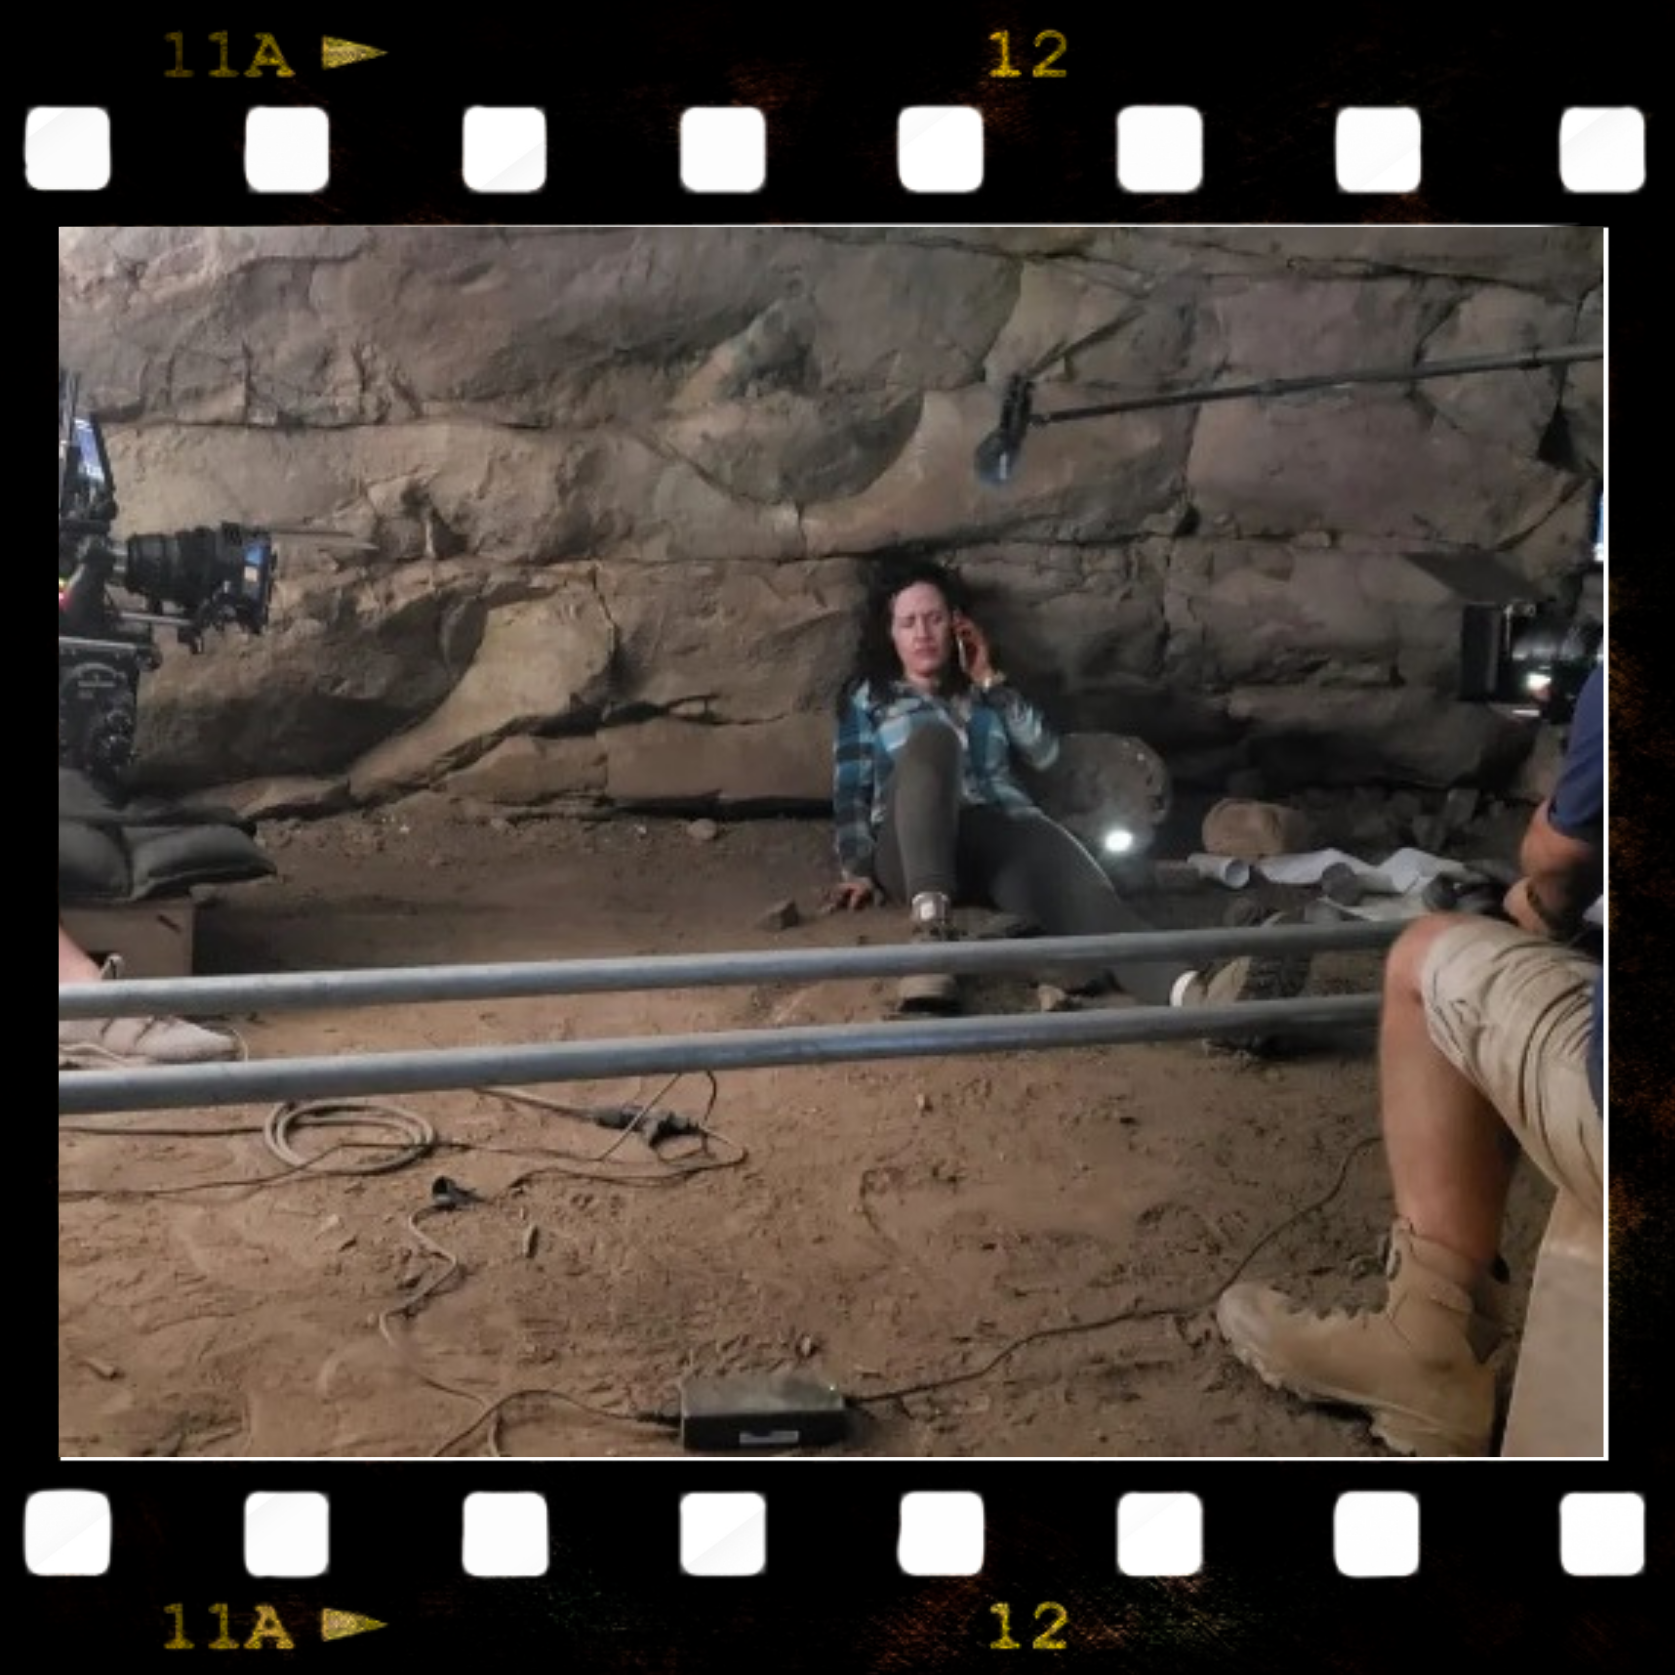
[58,797,1553,1458]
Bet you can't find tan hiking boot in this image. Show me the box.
[896,891,960,1015]
[1215,1219,1511,1456]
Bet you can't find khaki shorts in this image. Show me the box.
[1420,918,1602,1216]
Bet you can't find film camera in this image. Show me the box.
[1458,588,1601,727]
[1455,492,1604,728]
[1404,489,1604,730]
[58,369,278,785]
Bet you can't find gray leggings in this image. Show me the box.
[868,723,1193,1006]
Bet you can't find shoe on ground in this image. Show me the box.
[1183,908,1313,1055]
[896,891,960,1016]
[60,1013,242,1068]
[1214,1219,1510,1457]
[59,956,241,1068]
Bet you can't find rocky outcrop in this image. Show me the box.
[57,227,1602,816]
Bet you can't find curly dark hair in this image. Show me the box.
[834,557,979,714]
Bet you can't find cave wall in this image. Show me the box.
[57,226,1603,818]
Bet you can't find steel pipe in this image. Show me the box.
[57,992,1380,1115]
[59,918,1403,1019]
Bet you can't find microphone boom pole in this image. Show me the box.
[974,341,1602,485]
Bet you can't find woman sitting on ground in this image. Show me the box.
[826,558,1311,1050]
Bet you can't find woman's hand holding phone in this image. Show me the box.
[952,611,995,688]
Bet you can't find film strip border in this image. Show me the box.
[35,16,1669,1672]
[13,19,1659,221]
[21,1465,1661,1662]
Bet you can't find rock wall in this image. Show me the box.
[57,227,1602,818]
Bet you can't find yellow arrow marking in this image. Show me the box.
[323,38,387,69]
[321,1609,387,1641]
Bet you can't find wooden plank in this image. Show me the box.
[1500,1190,1605,1457]
[61,898,197,980]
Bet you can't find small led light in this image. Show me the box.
[1103,828,1136,855]
[974,431,1018,485]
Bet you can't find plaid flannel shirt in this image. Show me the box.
[832,677,1060,879]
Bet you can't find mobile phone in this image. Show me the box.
[953,612,974,671]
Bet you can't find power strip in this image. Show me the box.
[677,1373,851,1452]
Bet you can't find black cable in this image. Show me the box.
[61,1071,1378,1450]
[428,1389,679,1458]
[847,1134,1382,1411]
[56,1070,743,1454]
[58,1071,745,1200]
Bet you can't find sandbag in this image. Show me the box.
[59,768,275,905]
[59,821,130,900]
[124,824,275,900]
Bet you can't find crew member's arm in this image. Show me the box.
[1506,664,1604,939]
[1508,801,1601,938]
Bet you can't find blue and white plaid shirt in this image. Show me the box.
[832,677,1060,878]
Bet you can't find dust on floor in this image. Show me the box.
[58,799,1553,1457]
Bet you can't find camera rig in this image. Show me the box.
[1410,490,1603,729]
[58,369,279,785]
[974,341,1606,727]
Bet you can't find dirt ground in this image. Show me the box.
[58,796,1554,1459]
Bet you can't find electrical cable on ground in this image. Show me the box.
[59,1072,736,1454]
[845,1134,1383,1411]
[59,1073,1380,1453]
[372,1197,680,1457]
[58,1071,745,1199]
[356,1073,738,1456]
[371,1125,1387,1452]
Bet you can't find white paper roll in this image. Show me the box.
[1187,852,1252,889]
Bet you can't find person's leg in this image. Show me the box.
[959,808,1191,1005]
[1216,913,1600,1456]
[871,721,961,906]
[871,723,965,1013]
[1379,922,1524,1267]
[1390,916,1601,1231]
[59,920,102,983]
[961,810,1314,1041]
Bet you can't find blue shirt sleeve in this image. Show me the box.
[984,685,1061,770]
[1547,663,1604,843]
[832,686,877,877]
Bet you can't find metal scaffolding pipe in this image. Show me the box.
[57,992,1380,1115]
[58,918,1403,1019]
